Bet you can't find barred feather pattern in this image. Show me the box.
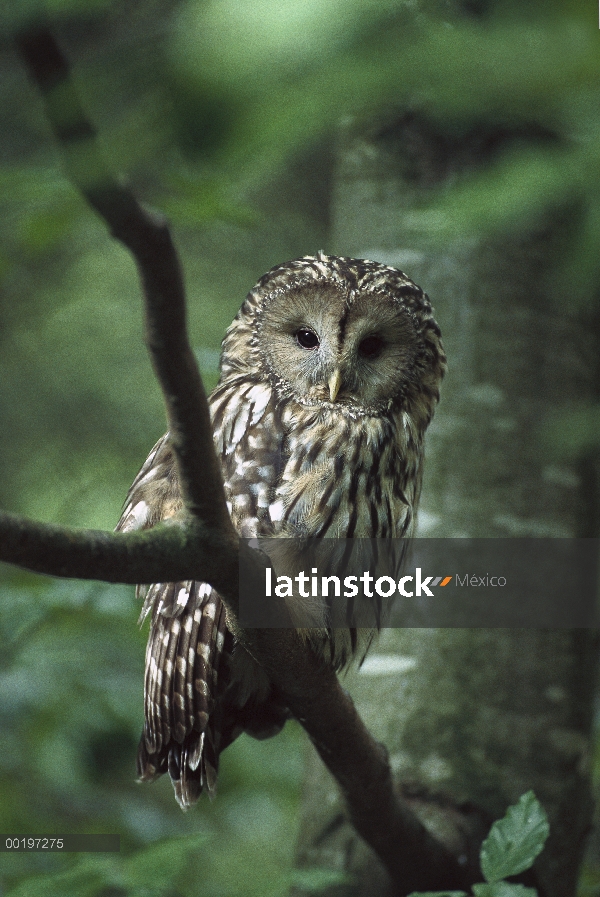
[117,252,445,808]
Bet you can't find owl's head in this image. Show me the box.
[221,252,445,428]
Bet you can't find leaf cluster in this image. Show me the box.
[409,791,550,897]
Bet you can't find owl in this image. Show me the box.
[117,251,445,808]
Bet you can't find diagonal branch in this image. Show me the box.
[251,634,477,894]
[4,24,479,896]
[16,25,231,532]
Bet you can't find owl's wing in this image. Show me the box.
[210,378,285,537]
[117,433,182,535]
[136,581,232,805]
[116,435,228,804]
[117,380,286,807]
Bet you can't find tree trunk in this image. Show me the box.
[291,116,599,897]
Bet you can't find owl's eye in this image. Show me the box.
[358,335,384,359]
[296,328,320,350]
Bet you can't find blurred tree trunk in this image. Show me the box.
[290,114,599,897]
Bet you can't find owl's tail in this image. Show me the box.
[136,577,291,808]
[136,724,222,808]
[136,580,232,807]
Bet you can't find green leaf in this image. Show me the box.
[480,792,549,884]
[473,882,538,896]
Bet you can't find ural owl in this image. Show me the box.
[117,252,445,807]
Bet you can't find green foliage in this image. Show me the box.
[0,573,303,896]
[472,885,537,897]
[408,792,549,897]
[6,821,331,896]
[5,833,211,897]
[479,792,550,885]
[1,0,598,513]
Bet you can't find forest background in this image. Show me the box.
[0,1,599,895]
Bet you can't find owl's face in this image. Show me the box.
[258,282,420,415]
[222,253,445,426]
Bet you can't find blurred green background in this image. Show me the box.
[0,0,599,894]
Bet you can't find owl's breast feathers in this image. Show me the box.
[211,375,422,542]
[271,402,420,541]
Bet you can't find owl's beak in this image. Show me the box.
[328,369,342,403]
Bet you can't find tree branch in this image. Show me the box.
[248,633,476,893]
[0,510,227,585]
[16,25,231,532]
[6,24,477,895]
